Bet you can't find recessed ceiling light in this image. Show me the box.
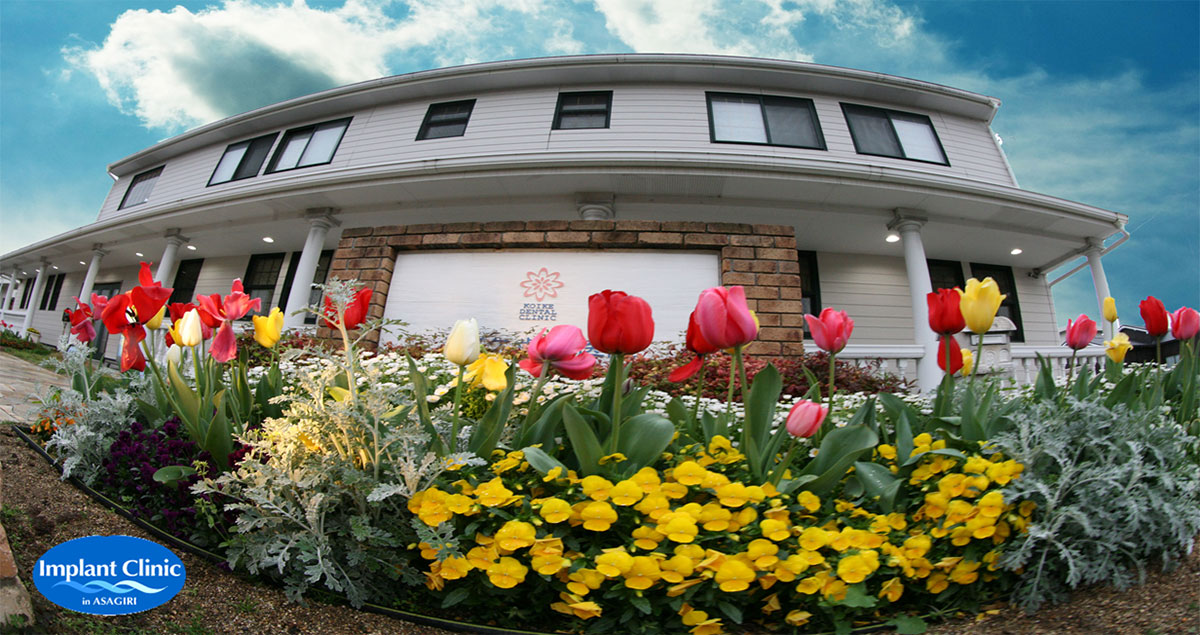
[52,265,59,270]
[186,245,197,251]
[885,233,901,243]
[262,236,275,243]
[135,252,144,257]
[1010,248,1023,255]
[79,261,87,266]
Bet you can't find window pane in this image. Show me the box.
[298,122,346,166]
[423,120,467,139]
[234,135,275,180]
[120,168,162,209]
[892,114,946,163]
[845,108,902,157]
[558,112,608,129]
[274,131,312,171]
[211,142,248,184]
[711,96,767,143]
[763,99,819,147]
[246,289,273,316]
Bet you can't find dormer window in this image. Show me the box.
[265,118,351,174]
[842,104,948,165]
[706,92,825,149]
[118,167,164,209]
[209,133,278,185]
[417,100,476,140]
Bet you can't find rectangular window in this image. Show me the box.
[842,104,948,164]
[241,253,285,318]
[416,100,475,140]
[19,278,34,310]
[209,134,278,185]
[552,91,612,130]
[969,263,1024,342]
[927,259,966,293]
[118,167,164,209]
[169,259,204,305]
[707,92,825,149]
[797,251,821,337]
[39,274,65,311]
[265,118,351,174]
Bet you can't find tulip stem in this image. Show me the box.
[770,439,799,486]
[733,346,749,404]
[519,364,553,442]
[691,362,706,428]
[609,353,625,454]
[827,352,837,405]
[450,364,466,452]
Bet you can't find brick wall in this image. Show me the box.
[322,220,805,357]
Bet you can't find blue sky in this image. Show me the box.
[1,0,1197,326]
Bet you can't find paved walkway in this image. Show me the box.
[0,352,68,424]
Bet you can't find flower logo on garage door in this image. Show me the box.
[520,268,564,302]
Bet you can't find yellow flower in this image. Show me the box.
[630,466,662,492]
[785,610,813,627]
[623,556,662,590]
[879,576,904,602]
[444,318,480,366]
[580,475,615,501]
[960,277,1006,334]
[798,527,832,551]
[552,598,603,620]
[531,553,569,575]
[959,348,974,377]
[177,308,204,347]
[699,503,732,532]
[464,353,508,391]
[672,461,708,486]
[796,491,821,513]
[760,518,790,542]
[529,536,564,558]
[252,307,284,348]
[714,559,756,592]
[598,452,628,465]
[538,497,572,523]
[659,554,695,582]
[145,306,166,330]
[876,444,897,461]
[902,535,932,559]
[466,545,498,570]
[926,572,949,594]
[657,511,700,543]
[1105,333,1133,363]
[977,491,1006,518]
[438,556,472,580]
[949,560,981,585]
[1103,296,1118,323]
[746,539,780,569]
[486,557,527,589]
[609,479,645,506]
[474,478,515,507]
[566,568,605,595]
[494,520,537,552]
[634,493,672,520]
[836,550,879,584]
[580,501,618,531]
[595,549,634,577]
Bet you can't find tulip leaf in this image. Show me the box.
[469,365,517,457]
[519,446,568,477]
[615,413,675,476]
[515,394,571,450]
[742,364,782,480]
[152,465,197,488]
[775,474,818,494]
[205,400,234,470]
[167,359,201,436]
[563,403,605,476]
[1033,354,1058,402]
[700,410,722,444]
[852,461,901,513]
[405,354,445,456]
[901,447,967,467]
[895,410,914,465]
[798,424,877,497]
[931,373,957,418]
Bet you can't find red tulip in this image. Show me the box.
[927,288,965,335]
[1065,314,1097,350]
[785,400,828,438]
[518,325,597,380]
[937,335,964,375]
[587,290,654,355]
[1140,296,1169,337]
[804,308,854,354]
[1172,306,1199,341]
[322,286,373,330]
[669,310,721,382]
[694,286,758,350]
[197,279,262,363]
[67,298,97,343]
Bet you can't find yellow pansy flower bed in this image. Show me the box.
[407,434,1031,634]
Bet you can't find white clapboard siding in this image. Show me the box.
[816,253,915,346]
[1013,268,1060,345]
[97,82,1015,222]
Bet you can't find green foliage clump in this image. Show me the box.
[993,395,1200,612]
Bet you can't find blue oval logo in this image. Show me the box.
[32,535,186,615]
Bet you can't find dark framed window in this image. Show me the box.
[265,118,351,174]
[927,259,966,293]
[842,104,948,165]
[241,253,285,318]
[797,251,821,338]
[118,167,164,209]
[416,100,475,140]
[39,274,65,311]
[19,278,34,309]
[969,263,1024,342]
[278,250,334,324]
[552,91,612,130]
[707,92,825,149]
[169,259,204,305]
[209,134,278,185]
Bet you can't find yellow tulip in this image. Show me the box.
[145,306,166,330]
[959,349,974,377]
[1103,297,1118,323]
[253,307,284,348]
[444,318,480,366]
[1105,333,1133,363]
[959,278,1007,334]
[166,344,183,367]
[177,309,203,347]
[464,353,509,391]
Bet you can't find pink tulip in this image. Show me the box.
[1171,307,1199,341]
[694,286,758,350]
[1065,314,1097,350]
[785,400,828,438]
[518,325,597,380]
[804,308,854,354]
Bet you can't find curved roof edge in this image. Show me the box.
[107,54,1002,176]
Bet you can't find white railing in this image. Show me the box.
[1009,346,1107,385]
[839,345,925,386]
[840,344,1108,389]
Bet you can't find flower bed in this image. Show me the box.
[28,268,1200,633]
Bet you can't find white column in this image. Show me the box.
[284,209,341,329]
[21,260,49,337]
[154,230,189,285]
[1086,240,1114,340]
[78,244,107,303]
[889,212,941,392]
[2,267,18,314]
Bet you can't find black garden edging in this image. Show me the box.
[14,426,949,635]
